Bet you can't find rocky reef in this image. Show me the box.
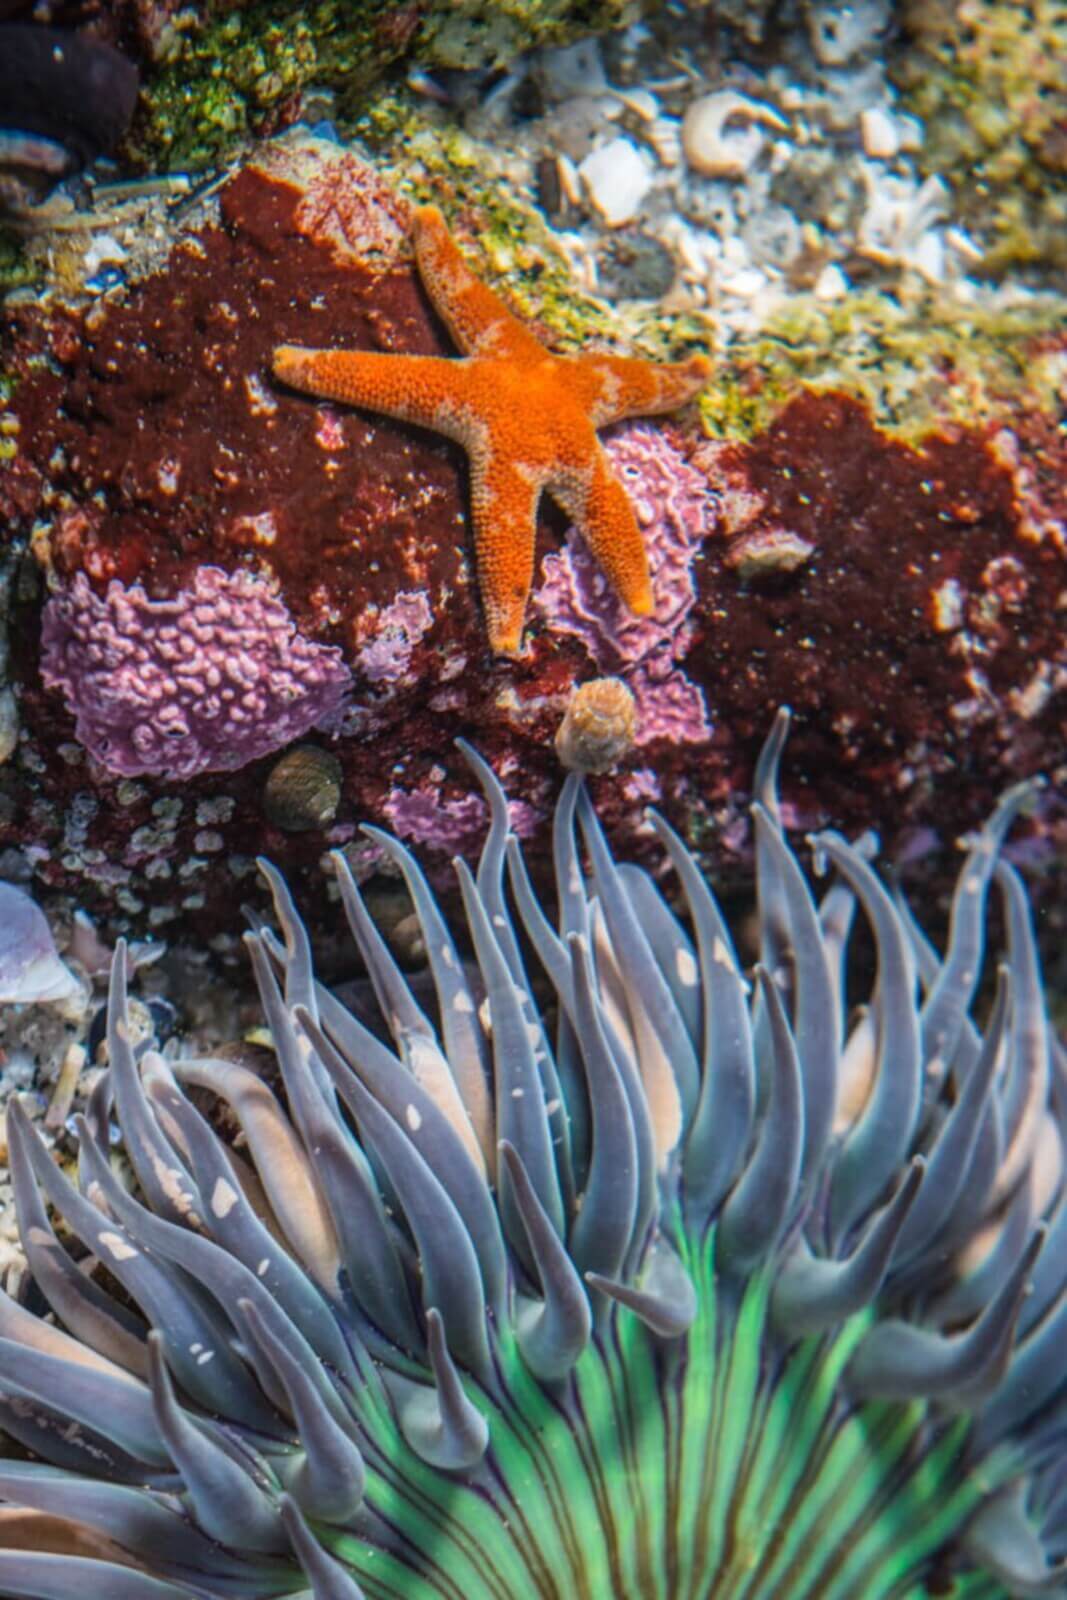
[0,129,1063,950]
[0,0,636,177]
[894,0,1067,277]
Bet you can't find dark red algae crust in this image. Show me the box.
[7,164,466,620]
[0,143,1063,947]
[690,392,1065,838]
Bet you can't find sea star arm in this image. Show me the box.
[413,206,547,363]
[570,351,713,428]
[273,346,481,440]
[551,452,655,624]
[468,449,543,656]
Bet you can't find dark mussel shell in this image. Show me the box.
[0,24,138,201]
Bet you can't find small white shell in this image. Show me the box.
[681,92,787,179]
[577,136,654,228]
[0,882,79,1003]
[724,528,815,580]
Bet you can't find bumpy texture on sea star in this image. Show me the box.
[274,205,712,655]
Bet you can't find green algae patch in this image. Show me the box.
[697,289,1067,443]
[128,0,636,175]
[127,1,406,173]
[0,229,38,296]
[418,0,635,70]
[893,0,1067,277]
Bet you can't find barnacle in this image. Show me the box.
[554,676,637,773]
[0,712,1062,1599]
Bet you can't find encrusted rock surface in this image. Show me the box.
[0,0,639,176]
[894,0,1067,276]
[0,134,1064,949]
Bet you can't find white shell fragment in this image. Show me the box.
[578,136,654,227]
[0,881,79,1003]
[814,263,850,301]
[857,171,950,281]
[680,92,787,179]
[860,106,901,160]
[724,528,816,580]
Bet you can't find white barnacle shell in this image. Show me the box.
[555,677,637,774]
[680,91,788,179]
[0,881,79,1003]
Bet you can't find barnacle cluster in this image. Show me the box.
[0,714,1062,1599]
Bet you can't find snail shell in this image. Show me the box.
[263,745,342,832]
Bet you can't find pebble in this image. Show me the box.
[262,745,343,832]
[596,230,677,300]
[578,136,653,227]
[860,107,900,160]
[806,0,892,66]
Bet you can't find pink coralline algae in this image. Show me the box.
[533,422,713,746]
[382,785,541,856]
[355,590,435,685]
[40,566,352,781]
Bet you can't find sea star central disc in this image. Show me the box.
[273,205,711,655]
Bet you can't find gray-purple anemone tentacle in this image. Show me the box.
[0,710,1061,1600]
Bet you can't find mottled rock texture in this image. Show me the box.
[895,0,1067,276]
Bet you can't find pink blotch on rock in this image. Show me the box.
[628,666,711,747]
[40,565,352,780]
[356,590,434,685]
[265,136,412,267]
[382,785,541,856]
[533,422,713,746]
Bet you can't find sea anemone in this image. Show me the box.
[0,711,1062,1600]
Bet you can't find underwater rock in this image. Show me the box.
[0,131,1063,943]
[894,0,1067,276]
[0,25,139,208]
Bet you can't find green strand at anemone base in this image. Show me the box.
[325,1223,1010,1600]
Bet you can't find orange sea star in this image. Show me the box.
[273,205,712,656]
